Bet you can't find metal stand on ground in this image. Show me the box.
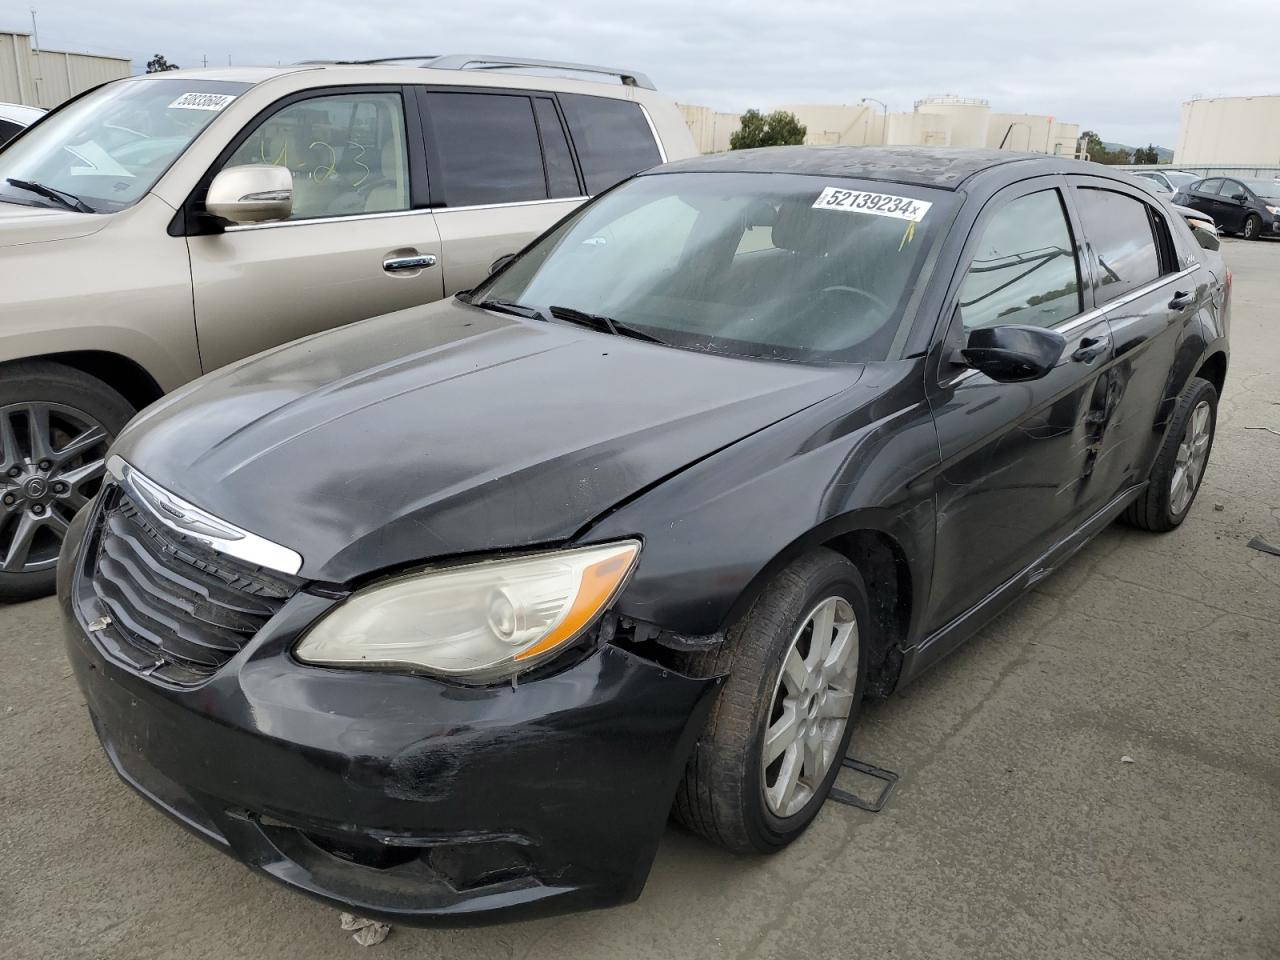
[827,758,898,812]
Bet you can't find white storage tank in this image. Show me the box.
[915,95,991,148]
[1175,96,1280,166]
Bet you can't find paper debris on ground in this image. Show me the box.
[340,913,392,947]
[1120,755,1136,764]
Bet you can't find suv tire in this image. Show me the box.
[0,362,134,602]
[672,548,869,854]
[1120,376,1217,532]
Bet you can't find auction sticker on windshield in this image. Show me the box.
[812,187,932,222]
[168,92,236,111]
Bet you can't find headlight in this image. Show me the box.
[295,541,640,682]
[1267,205,1280,216]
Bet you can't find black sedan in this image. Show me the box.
[59,147,1230,925]
[1173,175,1280,240]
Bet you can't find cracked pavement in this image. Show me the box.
[2,239,1277,959]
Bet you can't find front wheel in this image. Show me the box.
[1120,376,1217,532]
[0,362,134,602]
[672,549,869,854]
[1242,214,1262,241]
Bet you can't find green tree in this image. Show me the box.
[1079,130,1132,165]
[146,54,180,73]
[1133,144,1160,165]
[730,109,807,150]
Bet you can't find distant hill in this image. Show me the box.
[1102,141,1174,163]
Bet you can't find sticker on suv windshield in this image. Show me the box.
[812,187,932,222]
[168,92,236,111]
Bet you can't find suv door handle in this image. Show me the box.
[383,254,437,273]
[1071,333,1111,364]
[1169,290,1195,310]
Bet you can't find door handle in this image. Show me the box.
[1169,290,1195,310]
[383,254,437,273]
[1071,334,1111,363]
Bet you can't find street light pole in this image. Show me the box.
[861,97,888,145]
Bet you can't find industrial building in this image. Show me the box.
[681,94,1080,156]
[0,30,130,110]
[1174,95,1280,167]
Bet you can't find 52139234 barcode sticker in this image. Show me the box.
[168,92,236,111]
[812,187,932,223]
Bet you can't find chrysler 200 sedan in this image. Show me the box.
[59,147,1229,925]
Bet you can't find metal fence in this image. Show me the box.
[1117,164,1280,179]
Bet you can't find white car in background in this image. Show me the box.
[0,102,44,145]
[1128,170,1218,239]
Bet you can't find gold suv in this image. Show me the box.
[0,55,694,599]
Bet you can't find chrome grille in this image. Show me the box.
[88,485,301,685]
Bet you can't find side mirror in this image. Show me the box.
[488,253,516,275]
[205,164,292,224]
[1230,193,1247,203]
[1192,225,1221,251]
[960,324,1066,383]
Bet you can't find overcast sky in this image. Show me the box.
[10,0,1279,147]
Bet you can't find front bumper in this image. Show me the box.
[59,508,720,926]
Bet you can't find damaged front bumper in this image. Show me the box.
[59,511,720,926]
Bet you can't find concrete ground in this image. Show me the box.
[2,239,1277,960]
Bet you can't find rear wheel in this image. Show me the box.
[1242,214,1262,241]
[0,362,134,602]
[673,549,869,853]
[1120,376,1216,532]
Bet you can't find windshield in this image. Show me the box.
[473,172,956,363]
[0,78,250,213]
[1241,179,1280,201]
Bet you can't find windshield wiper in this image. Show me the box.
[548,305,667,345]
[472,298,549,322]
[5,178,95,214]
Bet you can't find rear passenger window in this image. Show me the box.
[425,92,546,206]
[1074,188,1161,301]
[559,94,661,194]
[958,189,1082,330]
[534,98,580,198]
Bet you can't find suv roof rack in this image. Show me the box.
[297,54,655,90]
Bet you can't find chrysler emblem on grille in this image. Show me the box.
[105,455,305,576]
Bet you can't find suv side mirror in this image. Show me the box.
[961,324,1066,383]
[489,253,516,275]
[205,164,292,224]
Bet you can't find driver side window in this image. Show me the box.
[222,92,409,221]
[958,189,1082,331]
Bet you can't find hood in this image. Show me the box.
[115,299,857,583]
[0,200,107,247]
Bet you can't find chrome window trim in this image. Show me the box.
[226,207,429,232]
[946,264,1201,385]
[226,195,590,230]
[636,102,668,163]
[106,456,304,576]
[432,195,588,214]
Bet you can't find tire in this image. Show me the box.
[1243,214,1262,241]
[0,361,135,602]
[1120,376,1217,532]
[672,548,870,854]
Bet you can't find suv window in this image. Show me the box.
[958,189,1082,330]
[534,98,580,199]
[1075,188,1162,301]
[425,92,549,207]
[1196,178,1223,195]
[559,94,661,194]
[224,91,409,220]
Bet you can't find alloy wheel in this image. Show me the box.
[761,595,859,818]
[1244,217,1259,240]
[0,402,110,575]
[1169,399,1211,517]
